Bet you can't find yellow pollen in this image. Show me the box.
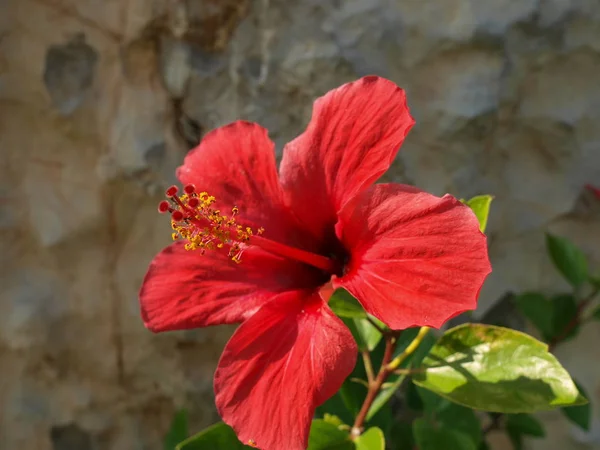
[162,186,263,264]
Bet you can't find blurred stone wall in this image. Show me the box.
[1,0,599,449]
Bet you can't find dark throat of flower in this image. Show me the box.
[158,185,340,275]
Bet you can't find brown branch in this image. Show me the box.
[351,327,430,438]
[351,334,398,438]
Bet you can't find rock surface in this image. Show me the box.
[1,0,599,449]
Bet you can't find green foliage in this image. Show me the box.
[390,422,415,449]
[413,324,586,413]
[561,381,592,431]
[354,427,385,450]
[505,414,545,450]
[366,374,405,421]
[164,410,188,450]
[316,387,355,426]
[462,195,494,233]
[413,418,478,450]
[307,420,354,450]
[545,233,589,288]
[365,329,437,421]
[513,293,579,342]
[330,289,368,319]
[175,423,253,450]
[345,317,384,352]
[416,386,482,448]
[506,414,545,437]
[332,289,385,352]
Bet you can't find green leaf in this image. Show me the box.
[176,423,253,450]
[437,403,482,446]
[561,381,592,431]
[413,324,586,413]
[463,195,494,233]
[316,389,354,426]
[550,294,580,341]
[355,427,384,450]
[505,414,545,450]
[513,293,578,342]
[164,409,188,450]
[413,418,478,450]
[546,233,588,288]
[505,414,545,437]
[392,328,421,359]
[390,422,414,450]
[366,374,405,421]
[405,380,425,411]
[323,414,345,427]
[593,306,600,321]
[416,384,450,413]
[513,293,555,340]
[414,388,482,448]
[330,289,367,319]
[506,427,523,450]
[365,402,393,442]
[364,329,436,421]
[344,318,383,352]
[307,420,354,450]
[478,441,490,450]
[393,328,437,369]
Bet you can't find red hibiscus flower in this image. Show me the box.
[139,76,491,450]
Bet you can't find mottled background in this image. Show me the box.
[1,0,599,449]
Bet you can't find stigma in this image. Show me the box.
[158,184,263,263]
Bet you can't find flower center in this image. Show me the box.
[158,185,340,274]
[159,184,262,263]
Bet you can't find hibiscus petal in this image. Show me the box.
[214,291,357,450]
[139,242,323,332]
[279,76,415,240]
[177,121,307,247]
[335,184,491,330]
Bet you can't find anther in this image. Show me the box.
[165,185,179,197]
[159,189,264,264]
[158,200,170,213]
[171,210,184,222]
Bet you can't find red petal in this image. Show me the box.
[139,242,323,332]
[177,121,308,248]
[214,291,357,450]
[335,184,491,330]
[279,76,415,240]
[585,183,600,200]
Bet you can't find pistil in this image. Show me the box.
[158,184,338,274]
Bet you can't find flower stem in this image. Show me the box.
[351,326,430,438]
[387,327,430,371]
[361,350,375,384]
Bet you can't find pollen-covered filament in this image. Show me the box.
[158,184,264,264]
[159,184,339,273]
